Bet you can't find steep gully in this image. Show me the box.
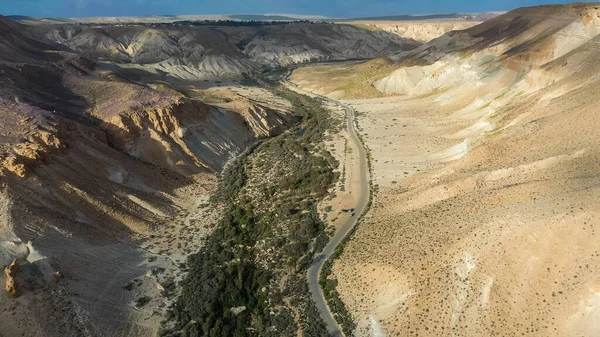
[284,70,371,336]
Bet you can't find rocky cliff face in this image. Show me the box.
[100,97,292,174]
[4,259,19,297]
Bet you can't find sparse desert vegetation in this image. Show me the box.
[161,83,342,336]
[290,3,600,337]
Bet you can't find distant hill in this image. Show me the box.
[6,15,35,20]
[9,12,501,25]
[338,12,501,22]
[26,19,419,81]
[9,13,328,25]
[227,14,327,21]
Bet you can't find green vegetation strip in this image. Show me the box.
[161,80,343,337]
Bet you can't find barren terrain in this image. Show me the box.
[343,20,481,43]
[27,22,419,84]
[291,3,600,336]
[0,15,303,336]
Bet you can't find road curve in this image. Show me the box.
[286,76,370,336]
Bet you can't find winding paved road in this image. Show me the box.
[286,75,370,336]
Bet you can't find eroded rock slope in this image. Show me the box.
[30,23,420,81]
[0,15,293,337]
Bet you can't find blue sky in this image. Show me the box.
[1,0,581,18]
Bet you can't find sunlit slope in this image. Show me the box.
[375,3,600,94]
[291,3,600,99]
[342,20,481,43]
[309,3,600,337]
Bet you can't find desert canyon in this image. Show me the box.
[1,3,600,337]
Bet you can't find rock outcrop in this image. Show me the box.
[99,97,293,174]
[4,259,19,298]
[0,130,66,178]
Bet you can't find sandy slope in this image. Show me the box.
[343,21,481,43]
[291,3,600,336]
